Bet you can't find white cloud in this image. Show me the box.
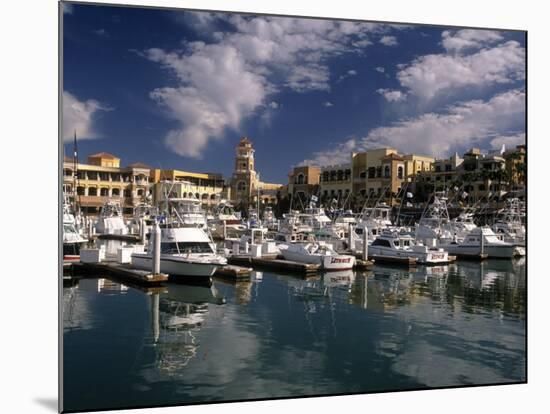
[490,133,525,150]
[376,88,407,102]
[380,35,398,46]
[268,101,279,109]
[396,40,525,100]
[62,91,111,142]
[300,138,357,167]
[144,15,394,158]
[375,66,385,73]
[362,89,525,157]
[323,101,334,107]
[347,69,357,76]
[442,29,503,53]
[302,89,524,164]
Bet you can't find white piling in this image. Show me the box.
[152,221,161,275]
[223,221,227,240]
[139,218,146,245]
[362,228,369,260]
[348,223,355,252]
[151,293,160,344]
[88,219,93,238]
[480,228,485,256]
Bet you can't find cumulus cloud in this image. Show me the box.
[375,66,385,73]
[380,35,398,46]
[323,101,334,107]
[301,89,525,164]
[377,88,407,102]
[144,13,397,158]
[490,133,525,150]
[362,89,525,157]
[62,91,111,142]
[396,40,525,100]
[300,138,358,167]
[442,29,504,53]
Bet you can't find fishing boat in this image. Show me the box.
[438,226,520,259]
[281,241,356,270]
[369,230,449,265]
[131,225,227,278]
[208,201,247,238]
[262,206,279,231]
[63,204,88,259]
[95,201,128,235]
[492,198,526,247]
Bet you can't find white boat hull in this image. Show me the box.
[368,246,448,264]
[131,254,220,277]
[281,249,355,270]
[441,243,517,258]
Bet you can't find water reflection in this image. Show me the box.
[63,259,525,412]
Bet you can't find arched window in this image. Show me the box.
[384,165,390,178]
[111,188,120,196]
[398,166,404,179]
[202,193,208,200]
[100,188,109,196]
[88,187,97,196]
[77,186,85,196]
[296,174,305,184]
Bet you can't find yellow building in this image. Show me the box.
[288,165,321,203]
[230,137,284,207]
[150,169,226,206]
[63,152,151,215]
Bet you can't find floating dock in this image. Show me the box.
[68,261,168,285]
[228,255,321,275]
[214,265,253,281]
[370,255,418,267]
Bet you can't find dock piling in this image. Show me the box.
[362,228,368,260]
[348,223,355,252]
[152,221,161,275]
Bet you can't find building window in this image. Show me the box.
[112,188,120,196]
[337,170,343,181]
[368,167,376,179]
[435,165,441,172]
[322,171,329,182]
[237,181,247,191]
[137,189,144,196]
[88,172,98,180]
[77,186,85,196]
[359,171,367,179]
[323,190,328,196]
[445,165,452,172]
[88,187,97,196]
[100,188,109,196]
[99,173,109,181]
[384,165,390,178]
[376,166,382,178]
[123,189,132,198]
[296,173,305,184]
[397,166,404,179]
[478,184,486,191]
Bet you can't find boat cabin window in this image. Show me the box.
[393,240,400,247]
[355,228,363,235]
[161,242,213,254]
[403,239,410,247]
[372,238,392,248]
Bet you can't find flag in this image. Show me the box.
[406,192,413,198]
[311,195,318,202]
[461,191,468,199]
[406,202,412,207]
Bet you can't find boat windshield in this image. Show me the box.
[161,242,214,254]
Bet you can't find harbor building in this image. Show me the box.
[287,165,321,205]
[319,164,352,203]
[150,169,226,207]
[416,147,515,203]
[229,137,284,208]
[351,148,406,202]
[63,152,151,215]
[504,144,526,191]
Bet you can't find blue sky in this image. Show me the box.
[62,2,525,183]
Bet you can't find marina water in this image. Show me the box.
[63,259,525,412]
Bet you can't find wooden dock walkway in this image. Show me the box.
[69,261,168,285]
[371,255,418,267]
[214,265,253,281]
[228,255,321,275]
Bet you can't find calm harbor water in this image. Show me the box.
[63,259,526,412]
